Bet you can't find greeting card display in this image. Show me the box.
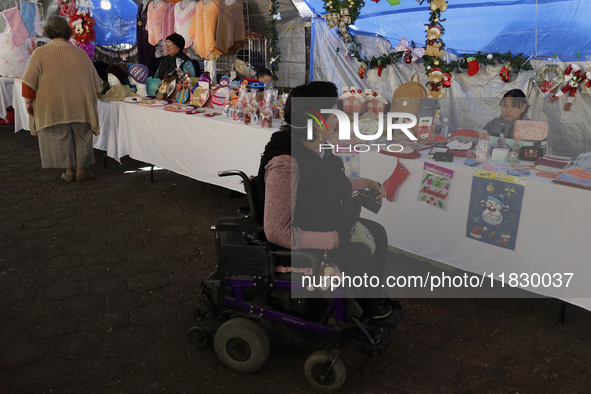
[418,163,453,210]
[466,170,527,250]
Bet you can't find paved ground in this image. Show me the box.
[1,125,591,394]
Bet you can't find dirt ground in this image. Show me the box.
[1,126,590,393]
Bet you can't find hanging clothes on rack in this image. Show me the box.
[3,6,28,47]
[189,0,219,59]
[174,0,196,48]
[161,0,175,43]
[146,0,165,46]
[137,1,155,67]
[19,0,36,38]
[216,0,245,56]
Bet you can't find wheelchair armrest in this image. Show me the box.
[215,217,264,232]
[272,248,321,275]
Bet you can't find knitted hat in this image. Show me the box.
[106,63,127,85]
[128,64,149,85]
[93,61,109,82]
[166,33,185,50]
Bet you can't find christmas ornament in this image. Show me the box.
[387,0,401,5]
[378,60,383,77]
[383,160,409,202]
[425,25,444,58]
[430,0,448,12]
[434,60,440,66]
[371,0,380,3]
[405,56,412,64]
[427,68,444,99]
[487,53,493,61]
[549,64,588,111]
[358,62,367,79]
[442,72,452,88]
[466,56,479,76]
[394,38,425,72]
[535,64,564,96]
[324,8,352,42]
[500,62,512,83]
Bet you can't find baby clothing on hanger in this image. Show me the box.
[174,0,197,48]
[146,0,165,46]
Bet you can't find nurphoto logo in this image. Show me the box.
[305,108,418,153]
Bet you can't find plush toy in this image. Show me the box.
[69,14,96,60]
[549,64,588,111]
[424,26,444,58]
[427,68,444,99]
[430,0,448,12]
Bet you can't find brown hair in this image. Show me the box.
[43,16,73,40]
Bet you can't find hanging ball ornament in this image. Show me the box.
[487,54,493,61]
[405,55,412,64]
[434,60,440,66]
[435,18,439,22]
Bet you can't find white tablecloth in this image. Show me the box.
[12,81,123,161]
[117,104,278,192]
[0,77,15,120]
[359,152,591,310]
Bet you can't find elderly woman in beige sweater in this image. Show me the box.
[22,16,102,182]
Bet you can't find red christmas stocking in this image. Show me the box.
[500,62,512,83]
[383,161,409,202]
[466,56,479,76]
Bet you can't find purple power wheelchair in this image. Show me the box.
[188,171,402,392]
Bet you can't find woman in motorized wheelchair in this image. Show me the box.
[190,81,402,392]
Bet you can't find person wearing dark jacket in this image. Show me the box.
[155,33,199,79]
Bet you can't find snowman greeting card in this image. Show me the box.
[466,170,527,250]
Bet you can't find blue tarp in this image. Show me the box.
[303,0,591,59]
[92,0,137,46]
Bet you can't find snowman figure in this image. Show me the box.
[480,194,509,225]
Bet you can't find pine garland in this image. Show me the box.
[269,0,281,81]
[321,0,533,77]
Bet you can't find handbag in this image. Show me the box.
[390,73,428,119]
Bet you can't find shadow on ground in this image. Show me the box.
[1,126,590,393]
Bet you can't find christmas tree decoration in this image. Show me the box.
[487,53,493,61]
[500,62,512,83]
[430,0,448,12]
[378,60,383,77]
[384,160,409,202]
[268,0,281,80]
[371,0,380,3]
[358,61,367,79]
[405,56,412,64]
[434,59,440,66]
[466,56,480,76]
[387,0,401,5]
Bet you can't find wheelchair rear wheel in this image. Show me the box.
[214,317,270,373]
[304,351,346,392]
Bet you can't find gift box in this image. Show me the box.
[340,86,366,114]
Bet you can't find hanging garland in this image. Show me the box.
[269,0,281,81]
[320,0,533,78]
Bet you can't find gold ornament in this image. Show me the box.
[434,60,440,66]
[435,18,439,22]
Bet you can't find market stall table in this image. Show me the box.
[12,80,126,162]
[358,150,591,311]
[116,104,278,192]
[0,77,15,120]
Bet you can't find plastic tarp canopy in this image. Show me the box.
[92,0,137,46]
[312,18,591,157]
[303,0,591,59]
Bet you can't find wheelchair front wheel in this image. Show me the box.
[214,317,270,373]
[188,326,211,348]
[304,351,346,392]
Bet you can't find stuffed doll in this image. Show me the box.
[427,68,445,99]
[424,26,444,58]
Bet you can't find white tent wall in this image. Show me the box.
[312,18,591,157]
